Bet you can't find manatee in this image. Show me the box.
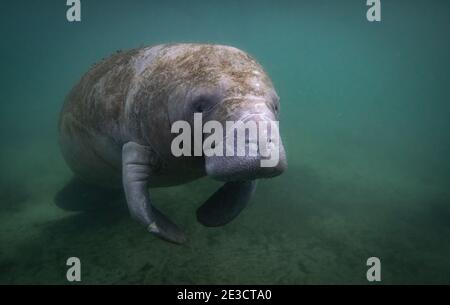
[58,43,287,244]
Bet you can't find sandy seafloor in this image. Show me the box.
[0,0,449,284]
[1,135,449,284]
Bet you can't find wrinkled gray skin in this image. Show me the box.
[59,44,287,244]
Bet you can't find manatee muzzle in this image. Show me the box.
[205,111,287,182]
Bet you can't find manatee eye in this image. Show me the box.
[271,94,280,113]
[272,102,280,114]
[194,103,203,113]
[191,94,220,114]
[192,97,208,113]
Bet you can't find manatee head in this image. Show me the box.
[163,44,287,181]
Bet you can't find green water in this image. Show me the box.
[1,0,449,284]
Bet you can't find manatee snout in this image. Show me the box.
[205,111,287,182]
[206,153,287,182]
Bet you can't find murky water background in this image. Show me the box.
[1,0,449,284]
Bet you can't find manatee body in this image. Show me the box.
[58,44,287,243]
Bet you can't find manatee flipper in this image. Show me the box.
[55,177,123,211]
[197,180,257,227]
[122,141,187,244]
